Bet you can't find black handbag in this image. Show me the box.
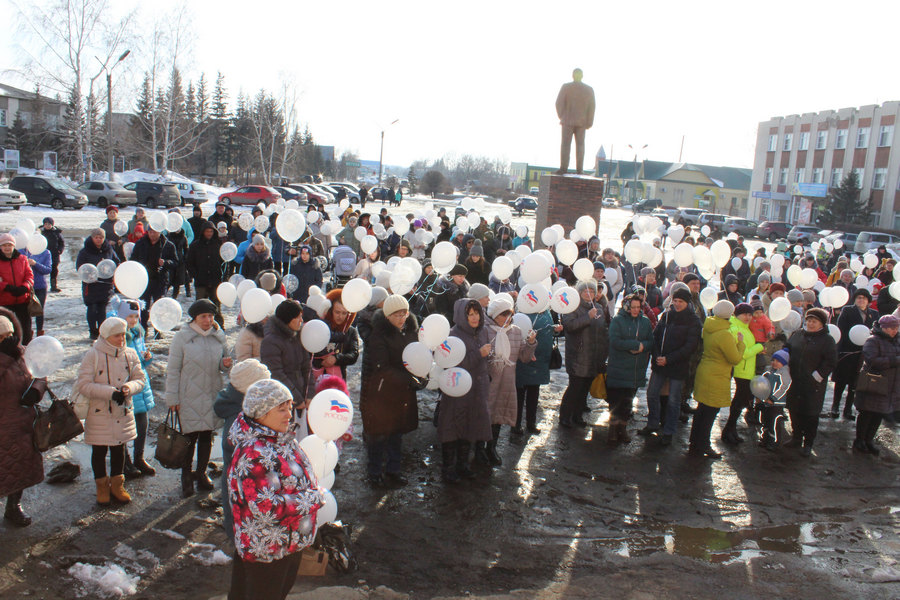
[155,409,192,469]
[856,367,888,396]
[32,388,84,452]
[549,339,563,370]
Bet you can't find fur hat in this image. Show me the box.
[0,316,13,336]
[805,307,829,326]
[252,234,266,246]
[315,374,349,396]
[230,359,271,394]
[369,286,388,307]
[99,317,127,339]
[671,287,692,304]
[448,264,468,277]
[734,302,754,317]
[772,350,790,366]
[189,299,218,319]
[383,294,409,316]
[682,273,700,285]
[275,299,302,323]
[770,282,786,294]
[853,288,872,301]
[487,297,514,319]
[879,314,900,329]
[712,300,735,319]
[468,283,491,301]
[242,379,292,419]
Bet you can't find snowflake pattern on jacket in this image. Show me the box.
[228,413,321,562]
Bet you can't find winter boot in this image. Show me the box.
[4,492,31,527]
[473,441,491,465]
[181,469,195,498]
[95,477,111,506]
[194,440,215,491]
[852,438,870,454]
[36,330,45,337]
[456,441,476,479]
[123,453,142,480]
[487,425,502,466]
[617,420,631,444]
[441,443,459,484]
[109,475,131,503]
[607,420,621,447]
[134,457,156,476]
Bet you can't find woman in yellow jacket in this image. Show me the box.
[721,303,765,445]
[689,300,746,458]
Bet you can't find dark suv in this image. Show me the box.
[632,198,662,213]
[756,221,791,241]
[123,181,182,208]
[9,175,88,209]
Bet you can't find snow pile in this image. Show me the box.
[67,562,138,597]
[189,542,231,566]
[151,528,186,540]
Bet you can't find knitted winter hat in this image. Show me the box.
[448,264,468,276]
[879,314,900,329]
[671,287,692,304]
[734,302,754,317]
[90,228,106,239]
[802,290,816,305]
[468,283,491,301]
[487,297,514,319]
[99,317,127,339]
[105,205,118,214]
[770,283,786,293]
[0,316,13,336]
[275,299,302,323]
[230,359,271,394]
[640,266,655,277]
[787,289,804,304]
[252,234,266,246]
[117,299,142,319]
[712,300,735,319]
[682,273,700,285]
[0,233,15,246]
[383,294,409,316]
[469,244,483,257]
[750,298,764,312]
[772,350,790,366]
[242,379,292,419]
[259,272,278,292]
[805,307,829,326]
[758,273,771,284]
[188,299,218,319]
[369,286,388,307]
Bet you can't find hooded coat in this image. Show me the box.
[75,237,119,304]
[165,323,229,433]
[130,234,177,295]
[289,247,323,306]
[650,304,702,379]
[359,309,420,436]
[854,323,900,414]
[485,318,536,426]
[606,305,654,389]
[728,316,765,380]
[76,336,145,446]
[832,304,878,383]
[718,274,743,305]
[235,322,265,362]
[0,248,34,307]
[0,308,43,497]
[694,316,746,408]
[186,223,224,288]
[125,324,155,414]
[260,316,312,405]
[561,297,609,379]
[438,299,492,443]
[434,276,470,326]
[785,327,838,416]
[240,243,274,281]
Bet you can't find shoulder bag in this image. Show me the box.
[155,409,192,469]
[856,365,888,396]
[549,336,563,370]
[32,388,84,452]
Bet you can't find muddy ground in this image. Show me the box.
[0,206,897,599]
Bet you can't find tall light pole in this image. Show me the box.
[103,50,130,181]
[627,143,648,203]
[377,118,399,186]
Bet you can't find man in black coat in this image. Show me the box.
[187,204,206,240]
[641,286,702,444]
[75,229,120,339]
[434,265,470,325]
[39,217,65,292]
[131,227,177,330]
[186,221,224,326]
[208,202,232,228]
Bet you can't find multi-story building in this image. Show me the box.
[749,102,900,230]
[0,83,66,146]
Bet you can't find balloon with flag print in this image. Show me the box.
[306,389,354,442]
[419,314,451,349]
[433,336,466,369]
[402,342,433,377]
[550,286,579,315]
[439,367,472,397]
[516,283,550,314]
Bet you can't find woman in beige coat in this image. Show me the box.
[478,297,536,467]
[75,317,145,505]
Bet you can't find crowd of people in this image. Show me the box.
[1,199,899,600]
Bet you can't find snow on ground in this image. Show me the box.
[67,562,139,598]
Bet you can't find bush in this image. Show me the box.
[420,170,450,195]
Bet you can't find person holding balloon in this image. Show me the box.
[720,303,765,445]
[23,240,51,337]
[227,378,322,600]
[130,225,177,332]
[117,300,156,478]
[757,350,791,451]
[261,299,312,410]
[559,280,609,429]
[830,289,878,420]
[853,315,900,455]
[288,245,323,307]
[186,222,225,328]
[314,288,360,381]
[39,217,65,291]
[76,229,120,341]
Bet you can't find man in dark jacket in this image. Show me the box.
[434,265,470,325]
[131,226,177,330]
[721,246,752,293]
[641,286,702,444]
[75,229,120,339]
[166,217,191,300]
[208,202,232,228]
[260,300,312,408]
[559,280,609,428]
[718,274,743,305]
[187,205,206,240]
[39,217,65,291]
[186,221,224,327]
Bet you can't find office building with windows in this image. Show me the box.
[748,102,900,230]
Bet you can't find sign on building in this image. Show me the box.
[791,182,828,198]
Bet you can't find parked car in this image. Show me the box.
[786,225,821,245]
[273,186,308,203]
[651,207,679,221]
[289,184,329,206]
[513,196,538,215]
[122,181,181,208]
[369,187,391,203]
[529,186,539,195]
[696,212,730,231]
[854,231,900,254]
[756,221,792,241]
[76,181,138,207]
[217,185,282,207]
[324,182,361,203]
[0,187,27,210]
[632,198,663,213]
[822,231,858,250]
[602,198,617,208]
[723,217,759,237]
[677,207,708,225]
[309,184,337,204]
[9,175,88,210]
[168,181,208,205]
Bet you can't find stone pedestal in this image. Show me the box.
[535,174,605,248]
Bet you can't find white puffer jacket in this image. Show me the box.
[75,338,145,446]
[165,323,229,433]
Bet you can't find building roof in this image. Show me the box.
[595,159,751,190]
[0,82,64,105]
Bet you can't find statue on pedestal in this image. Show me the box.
[555,68,596,175]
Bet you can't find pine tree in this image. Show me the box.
[821,172,870,226]
[59,84,84,174]
[6,112,29,163]
[407,165,418,194]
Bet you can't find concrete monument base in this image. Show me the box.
[535,174,605,248]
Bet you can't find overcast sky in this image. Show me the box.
[3,0,899,171]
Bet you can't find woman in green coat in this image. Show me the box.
[606,294,654,446]
[689,300,746,458]
[721,303,765,445]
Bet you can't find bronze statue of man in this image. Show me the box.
[555,68,596,175]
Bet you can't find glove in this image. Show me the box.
[111,390,126,405]
[811,371,823,383]
[5,284,28,296]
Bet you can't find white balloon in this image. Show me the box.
[466,212,481,229]
[300,319,331,353]
[393,218,410,236]
[505,250,521,269]
[319,470,336,491]
[433,336,466,369]
[781,310,801,333]
[863,253,878,269]
[219,242,238,262]
[710,240,731,268]
[849,258,863,273]
[236,278,257,300]
[323,441,339,474]
[166,212,184,233]
[229,274,245,287]
[254,215,269,233]
[114,220,128,237]
[667,225,685,245]
[517,283,550,314]
[818,287,833,308]
[700,225,711,236]
[498,207,512,224]
[123,242,134,259]
[786,265,803,287]
[828,323,841,343]
[24,336,65,378]
[431,242,457,269]
[769,297,791,322]
[426,362,443,390]
[700,287,718,310]
[770,254,785,269]
[555,239,578,266]
[674,243,694,267]
[830,285,849,308]
[360,235,378,255]
[389,264,417,296]
[890,281,900,300]
[241,288,273,323]
[340,278,372,313]
[834,239,844,249]
[275,209,306,242]
[550,286,579,314]
[420,314,451,349]
[855,275,869,289]
[299,434,328,479]
[540,227,558,247]
[604,268,619,286]
[512,313,533,335]
[14,218,35,233]
[217,282,238,307]
[148,297,183,332]
[26,233,47,255]
[624,239,644,264]
[439,367,473,397]
[849,324,870,346]
[515,225,528,239]
[800,268,818,289]
[97,259,117,279]
[575,215,596,240]
[731,257,742,271]
[794,245,803,254]
[114,261,149,299]
[520,253,550,284]
[402,342,434,377]
[9,228,28,250]
[491,256,514,280]
[270,293,286,312]
[572,258,594,282]
[283,274,299,294]
[238,213,254,231]
[148,212,167,232]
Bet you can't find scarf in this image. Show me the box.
[190,322,216,337]
[488,322,514,368]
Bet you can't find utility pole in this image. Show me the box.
[377,118,399,186]
[105,50,130,182]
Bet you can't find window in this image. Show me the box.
[856,127,870,148]
[18,112,32,127]
[799,131,809,150]
[768,134,777,152]
[831,167,843,187]
[764,168,773,185]
[779,168,788,185]
[853,168,865,187]
[0,108,6,127]
[878,125,893,147]
[45,114,59,130]
[813,168,824,183]
[835,128,848,149]
[816,130,827,150]
[873,168,886,190]
[783,133,793,151]
[795,168,805,183]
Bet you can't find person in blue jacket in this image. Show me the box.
[117,299,156,477]
[24,247,52,336]
[514,308,561,435]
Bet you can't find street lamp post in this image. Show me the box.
[105,50,130,182]
[627,143,648,204]
[377,119,399,186]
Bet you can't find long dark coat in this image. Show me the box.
[854,325,900,414]
[359,310,419,437]
[832,305,878,384]
[786,327,838,416]
[186,223,224,288]
[437,299,492,443]
[75,237,120,304]
[650,304,702,379]
[0,308,43,497]
[260,316,312,405]
[561,298,609,379]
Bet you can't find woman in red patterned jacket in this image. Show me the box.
[227,378,322,600]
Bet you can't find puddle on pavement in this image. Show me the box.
[590,521,845,564]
